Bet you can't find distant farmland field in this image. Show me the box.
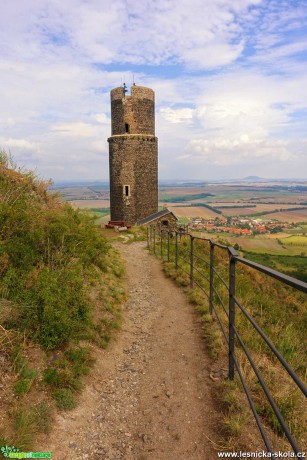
[196,233,306,256]
[222,236,288,252]
[212,203,305,216]
[264,208,307,222]
[69,199,110,209]
[167,205,218,218]
[279,236,307,246]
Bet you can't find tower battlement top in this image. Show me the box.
[111,85,154,102]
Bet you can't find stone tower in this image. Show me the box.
[108,84,158,225]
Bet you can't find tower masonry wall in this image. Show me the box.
[108,85,158,225]
[109,135,158,224]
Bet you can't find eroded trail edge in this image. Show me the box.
[40,241,219,459]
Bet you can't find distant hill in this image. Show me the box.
[243,176,263,180]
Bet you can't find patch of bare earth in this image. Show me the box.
[38,241,220,459]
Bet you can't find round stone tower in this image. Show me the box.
[108,84,158,225]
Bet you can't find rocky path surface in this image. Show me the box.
[40,241,219,459]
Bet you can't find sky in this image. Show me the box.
[0,0,307,182]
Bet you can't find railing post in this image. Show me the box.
[209,242,214,315]
[167,231,170,262]
[228,248,236,380]
[175,232,178,269]
[190,235,194,288]
[153,226,156,254]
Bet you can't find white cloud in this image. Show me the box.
[181,41,245,69]
[3,138,38,151]
[51,122,101,138]
[160,107,194,124]
[185,137,294,166]
[95,113,109,124]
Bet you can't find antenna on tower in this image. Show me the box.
[123,74,128,95]
[133,74,136,86]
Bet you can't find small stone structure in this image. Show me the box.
[108,84,158,226]
[137,208,178,231]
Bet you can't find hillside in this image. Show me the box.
[0,152,125,448]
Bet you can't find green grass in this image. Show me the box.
[243,251,307,282]
[13,364,39,396]
[52,389,76,410]
[9,348,40,398]
[287,224,307,234]
[90,207,110,213]
[279,235,307,246]
[9,402,52,451]
[43,346,95,399]
[88,207,110,222]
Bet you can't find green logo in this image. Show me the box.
[1,446,52,458]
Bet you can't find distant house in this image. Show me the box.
[136,208,178,230]
[241,228,253,235]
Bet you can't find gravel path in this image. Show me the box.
[39,241,219,459]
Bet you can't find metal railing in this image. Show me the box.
[147,225,307,456]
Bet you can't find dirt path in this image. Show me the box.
[39,241,220,459]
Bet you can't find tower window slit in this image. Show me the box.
[125,123,130,133]
[124,185,130,196]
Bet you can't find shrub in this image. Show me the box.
[0,151,112,350]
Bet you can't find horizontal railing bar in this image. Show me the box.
[211,285,229,318]
[212,266,229,290]
[235,298,307,398]
[177,254,190,266]
[193,235,229,250]
[193,279,210,300]
[193,252,211,267]
[176,262,191,279]
[232,354,273,453]
[213,242,229,250]
[235,256,307,293]
[177,247,191,257]
[211,302,229,345]
[193,265,210,285]
[193,235,211,242]
[234,326,300,454]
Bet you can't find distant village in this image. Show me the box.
[189,216,294,235]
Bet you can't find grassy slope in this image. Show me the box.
[0,153,125,449]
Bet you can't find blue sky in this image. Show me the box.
[0,0,307,181]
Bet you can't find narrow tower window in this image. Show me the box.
[124,185,130,197]
[125,123,130,133]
